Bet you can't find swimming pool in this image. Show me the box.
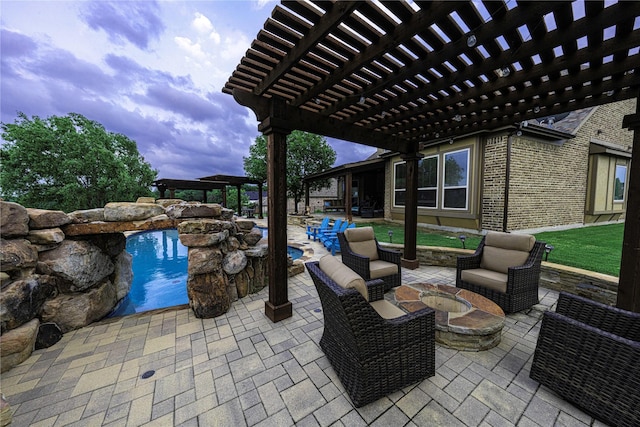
[108,228,302,317]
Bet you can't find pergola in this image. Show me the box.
[223,0,640,321]
[153,175,265,218]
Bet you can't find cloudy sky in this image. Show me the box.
[1,0,376,180]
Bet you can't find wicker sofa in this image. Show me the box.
[456,231,545,313]
[530,292,640,427]
[306,256,435,407]
[337,226,402,291]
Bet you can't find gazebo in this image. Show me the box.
[223,0,640,321]
[153,175,265,218]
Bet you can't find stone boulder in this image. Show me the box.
[39,240,114,292]
[188,271,230,318]
[166,203,222,219]
[113,251,133,301]
[220,208,235,220]
[0,239,38,273]
[178,219,233,235]
[156,199,184,208]
[178,230,229,247]
[103,202,165,221]
[136,197,155,204]
[0,318,39,373]
[27,228,65,245]
[242,228,264,246]
[235,219,256,231]
[223,250,248,275]
[0,275,57,333]
[0,201,29,238]
[68,208,104,223]
[26,208,71,229]
[40,280,117,333]
[187,247,224,275]
[35,322,63,349]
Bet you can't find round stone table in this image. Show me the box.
[395,283,505,351]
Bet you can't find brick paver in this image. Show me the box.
[1,223,605,426]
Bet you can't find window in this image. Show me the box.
[394,162,406,206]
[614,164,627,202]
[443,149,469,209]
[418,156,438,207]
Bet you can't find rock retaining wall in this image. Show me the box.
[0,199,269,373]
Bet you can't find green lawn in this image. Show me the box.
[360,222,623,277]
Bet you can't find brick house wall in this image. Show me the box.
[481,135,508,231]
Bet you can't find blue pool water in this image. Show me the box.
[108,228,302,317]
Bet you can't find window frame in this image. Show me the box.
[614,164,627,203]
[441,148,470,210]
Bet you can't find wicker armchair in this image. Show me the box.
[337,227,402,291]
[306,258,435,407]
[456,231,545,313]
[530,292,640,427]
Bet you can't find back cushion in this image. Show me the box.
[480,232,535,273]
[319,255,368,301]
[484,231,535,251]
[344,227,379,261]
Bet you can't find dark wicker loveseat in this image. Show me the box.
[306,258,435,407]
[337,226,402,291]
[530,292,640,427]
[456,231,545,313]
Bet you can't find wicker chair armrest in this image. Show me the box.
[377,245,401,264]
[365,279,386,302]
[556,292,640,341]
[358,307,435,357]
[456,253,481,270]
[341,251,371,279]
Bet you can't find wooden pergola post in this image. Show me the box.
[260,119,292,322]
[258,183,264,219]
[236,184,242,214]
[617,94,640,313]
[345,171,353,222]
[401,151,423,270]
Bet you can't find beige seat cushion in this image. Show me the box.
[370,300,406,319]
[319,255,368,301]
[461,269,508,293]
[344,227,379,261]
[369,260,399,280]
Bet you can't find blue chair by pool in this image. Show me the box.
[306,217,330,241]
[317,219,342,243]
[320,220,349,246]
[325,223,356,255]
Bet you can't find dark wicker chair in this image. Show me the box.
[305,260,435,407]
[337,227,401,291]
[456,231,545,313]
[530,292,640,427]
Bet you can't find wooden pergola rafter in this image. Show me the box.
[223,0,640,322]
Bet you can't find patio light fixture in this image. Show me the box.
[459,235,466,249]
[466,34,477,48]
[388,230,393,243]
[544,244,554,261]
[496,66,511,77]
[453,114,462,122]
[358,95,366,105]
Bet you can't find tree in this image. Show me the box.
[1,112,157,212]
[243,131,336,213]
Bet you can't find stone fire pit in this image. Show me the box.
[395,283,505,351]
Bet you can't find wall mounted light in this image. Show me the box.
[459,235,466,249]
[544,244,554,261]
[388,230,393,243]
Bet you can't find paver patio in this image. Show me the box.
[1,224,609,427]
